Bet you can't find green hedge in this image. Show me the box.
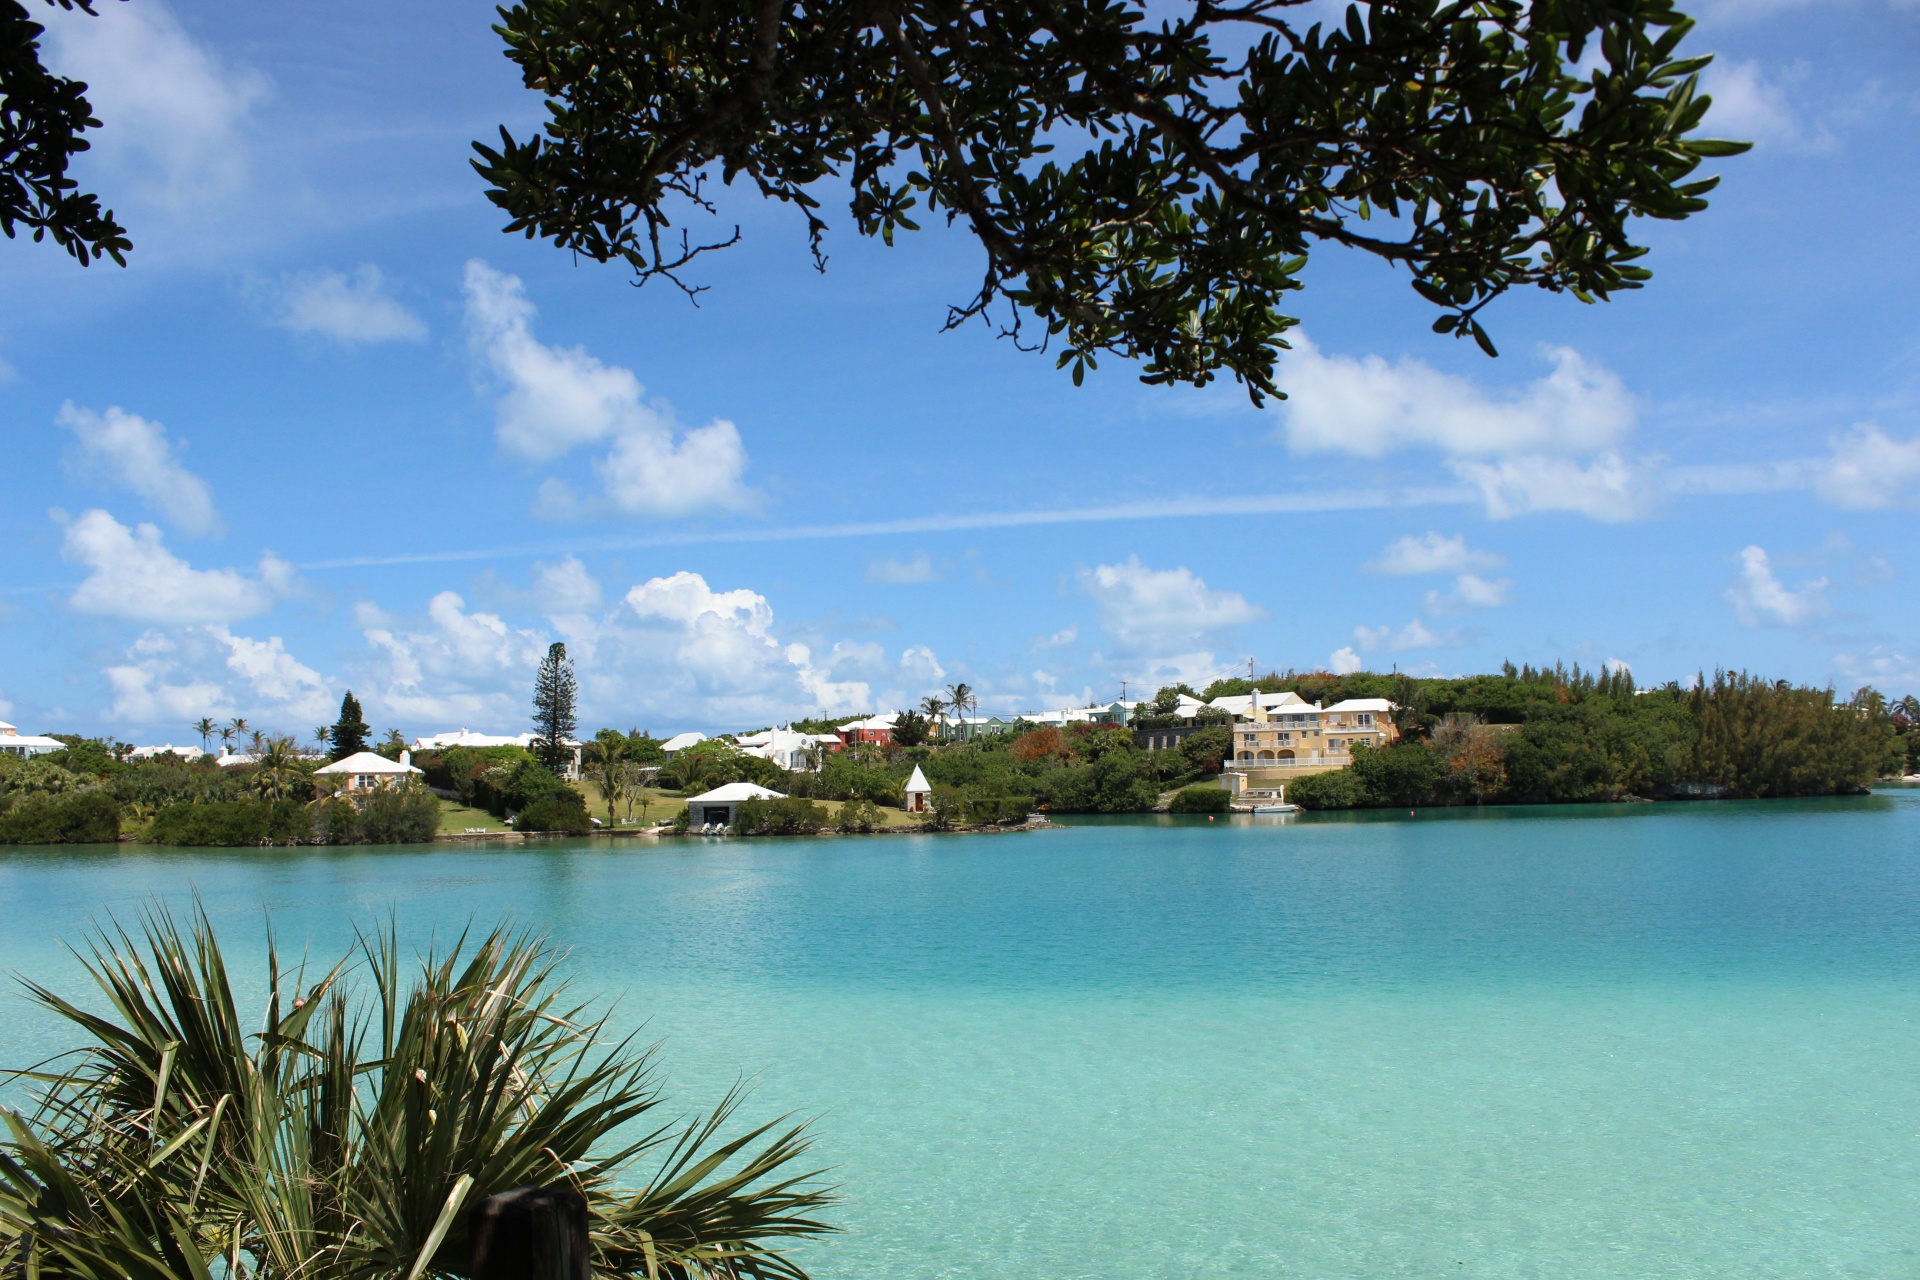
[1167,784,1231,814]
[149,799,312,846]
[733,796,828,835]
[514,796,593,834]
[0,791,121,844]
[962,794,1034,825]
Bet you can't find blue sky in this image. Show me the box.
[3,0,1918,741]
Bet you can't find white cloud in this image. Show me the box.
[1704,60,1830,153]
[1354,619,1451,652]
[463,261,754,517]
[1451,453,1659,521]
[899,645,946,682]
[532,556,602,614]
[62,510,288,625]
[360,591,549,727]
[1279,336,1634,459]
[44,0,265,210]
[1604,658,1632,676]
[1369,532,1504,576]
[60,403,220,536]
[60,404,219,537]
[274,266,426,344]
[212,627,332,722]
[1728,545,1827,627]
[1330,646,1363,675]
[1811,425,1920,510]
[1424,573,1513,614]
[1834,647,1920,689]
[1079,557,1264,650]
[865,552,940,584]
[623,570,860,713]
[1035,626,1078,649]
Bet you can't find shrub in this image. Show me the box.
[1285,768,1371,810]
[1167,784,1231,814]
[514,796,593,834]
[310,798,361,845]
[149,799,312,846]
[961,794,1034,825]
[0,791,121,843]
[355,789,442,844]
[834,797,885,832]
[733,796,828,835]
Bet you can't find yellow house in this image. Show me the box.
[1223,696,1398,785]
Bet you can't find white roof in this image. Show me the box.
[131,744,204,759]
[0,721,13,734]
[685,781,786,803]
[661,731,706,753]
[314,751,423,776]
[838,713,899,731]
[1324,698,1395,713]
[904,765,932,794]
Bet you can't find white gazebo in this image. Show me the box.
[684,781,784,828]
[0,722,64,759]
[903,765,933,813]
[314,751,423,798]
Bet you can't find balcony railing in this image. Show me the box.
[1226,756,1346,769]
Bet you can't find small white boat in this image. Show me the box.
[1251,803,1296,814]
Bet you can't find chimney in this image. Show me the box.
[400,750,411,768]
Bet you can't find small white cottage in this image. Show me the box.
[684,781,785,828]
[903,764,933,814]
[314,751,423,797]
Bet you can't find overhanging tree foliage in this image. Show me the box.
[1,0,130,265]
[475,0,1747,400]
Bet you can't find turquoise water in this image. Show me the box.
[4,793,1920,1277]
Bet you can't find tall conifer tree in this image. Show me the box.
[329,691,370,761]
[532,643,577,772]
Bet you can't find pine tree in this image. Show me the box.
[532,643,577,772]
[329,691,371,761]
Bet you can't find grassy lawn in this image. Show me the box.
[436,799,512,835]
[572,783,689,830]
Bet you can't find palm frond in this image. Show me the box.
[1,907,834,1280]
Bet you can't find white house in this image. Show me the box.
[314,750,424,797]
[409,729,582,779]
[684,781,785,828]
[736,727,840,772]
[660,731,706,756]
[129,744,204,761]
[903,764,933,813]
[0,722,64,759]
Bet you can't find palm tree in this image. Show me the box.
[0,908,832,1280]
[920,695,948,741]
[313,725,332,753]
[191,717,215,755]
[944,683,975,740]
[584,739,627,825]
[217,724,236,754]
[247,728,268,758]
[222,717,249,757]
[249,735,306,800]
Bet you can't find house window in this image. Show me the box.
[1243,733,1257,744]
[357,775,374,787]
[1356,713,1374,726]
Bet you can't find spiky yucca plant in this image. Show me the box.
[0,910,832,1280]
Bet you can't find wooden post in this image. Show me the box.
[469,1185,588,1280]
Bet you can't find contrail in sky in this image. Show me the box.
[296,485,1479,570]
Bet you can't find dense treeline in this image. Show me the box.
[0,737,448,845]
[1286,668,1903,810]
